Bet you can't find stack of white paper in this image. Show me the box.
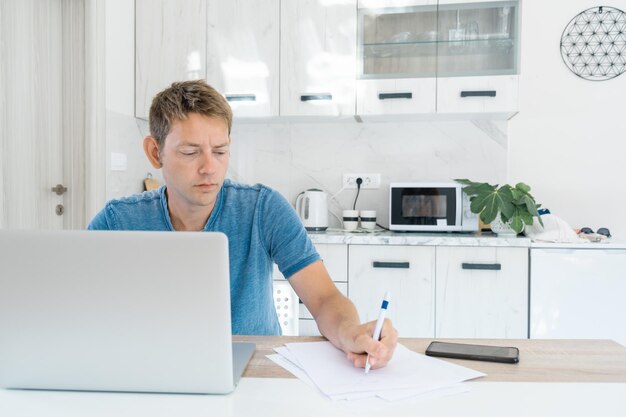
[267,341,485,402]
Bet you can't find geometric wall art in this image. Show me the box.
[560,6,626,81]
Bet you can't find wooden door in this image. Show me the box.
[0,0,85,229]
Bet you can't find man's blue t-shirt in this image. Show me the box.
[88,179,320,335]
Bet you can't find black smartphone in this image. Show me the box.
[425,341,519,364]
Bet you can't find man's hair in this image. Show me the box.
[149,80,232,149]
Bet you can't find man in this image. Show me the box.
[89,80,397,370]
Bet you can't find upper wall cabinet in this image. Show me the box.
[280,0,357,117]
[136,0,520,120]
[436,1,519,113]
[206,0,280,118]
[356,0,520,116]
[135,0,207,119]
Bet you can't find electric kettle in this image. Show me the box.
[295,189,328,231]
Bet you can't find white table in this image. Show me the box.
[2,337,625,417]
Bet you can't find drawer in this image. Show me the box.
[357,78,436,115]
[298,319,320,336]
[436,75,518,114]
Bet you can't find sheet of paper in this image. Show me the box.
[267,354,471,407]
[283,342,485,396]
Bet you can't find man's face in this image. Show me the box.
[159,113,230,211]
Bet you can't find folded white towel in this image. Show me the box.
[523,214,588,243]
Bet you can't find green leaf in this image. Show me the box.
[510,216,524,233]
[463,183,494,197]
[470,193,488,214]
[518,194,539,215]
[515,182,531,193]
[519,210,534,226]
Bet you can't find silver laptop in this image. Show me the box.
[0,230,254,394]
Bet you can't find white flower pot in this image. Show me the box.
[490,215,517,237]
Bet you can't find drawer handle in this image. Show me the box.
[226,94,256,102]
[379,92,412,100]
[372,261,410,269]
[461,263,501,270]
[301,94,332,102]
[460,90,496,98]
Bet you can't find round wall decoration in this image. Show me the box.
[560,6,626,81]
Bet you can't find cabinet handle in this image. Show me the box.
[460,90,497,98]
[300,94,332,102]
[226,94,256,102]
[461,263,501,270]
[378,92,412,100]
[372,261,410,269]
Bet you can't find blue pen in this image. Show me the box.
[365,291,390,374]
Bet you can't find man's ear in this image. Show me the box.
[143,136,162,168]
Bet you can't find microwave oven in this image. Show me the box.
[389,182,479,232]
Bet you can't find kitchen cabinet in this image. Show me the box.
[273,243,348,336]
[136,0,519,120]
[206,0,279,117]
[280,0,357,117]
[135,0,206,119]
[137,0,355,119]
[349,245,436,338]
[436,1,519,114]
[356,0,520,116]
[435,246,528,338]
[530,248,626,347]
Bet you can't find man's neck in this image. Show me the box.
[166,194,214,231]
[170,211,212,231]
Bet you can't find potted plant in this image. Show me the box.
[454,179,543,236]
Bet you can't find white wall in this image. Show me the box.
[104,0,162,201]
[509,0,626,240]
[229,120,507,228]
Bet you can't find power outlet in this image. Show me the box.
[343,173,381,189]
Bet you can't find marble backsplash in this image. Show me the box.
[106,111,507,228]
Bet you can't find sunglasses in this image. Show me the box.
[580,227,611,238]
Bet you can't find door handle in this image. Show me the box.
[372,261,410,269]
[51,184,68,195]
[379,92,413,100]
[461,263,501,270]
[226,94,256,102]
[300,94,332,102]
[460,90,496,98]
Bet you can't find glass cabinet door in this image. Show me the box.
[358,1,520,79]
[359,5,438,79]
[437,1,519,77]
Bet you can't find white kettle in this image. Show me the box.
[295,189,328,231]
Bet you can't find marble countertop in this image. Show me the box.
[530,241,626,250]
[307,229,531,247]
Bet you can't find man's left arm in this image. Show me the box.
[289,260,398,370]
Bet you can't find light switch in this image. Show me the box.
[111,152,128,171]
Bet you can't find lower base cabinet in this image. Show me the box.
[435,246,528,338]
[349,245,436,338]
[274,242,530,339]
[530,248,626,347]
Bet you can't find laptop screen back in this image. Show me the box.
[0,230,235,394]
